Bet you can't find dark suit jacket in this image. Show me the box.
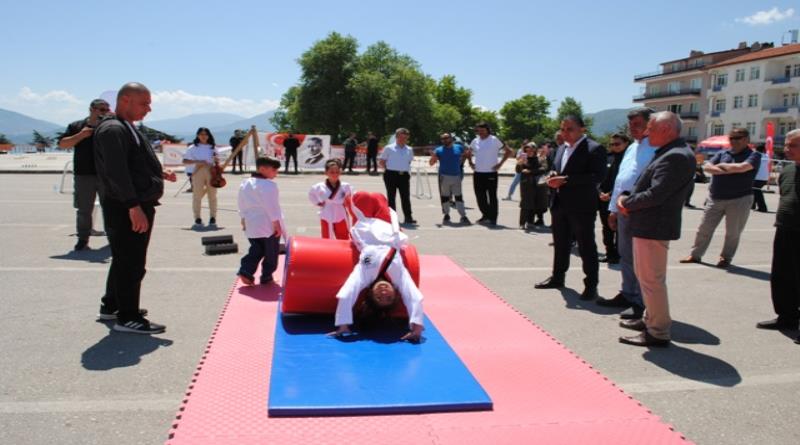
[94,117,164,208]
[625,138,695,240]
[550,137,607,213]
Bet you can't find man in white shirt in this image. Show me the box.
[466,122,512,226]
[379,128,416,225]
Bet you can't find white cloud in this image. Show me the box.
[735,7,795,26]
[0,87,85,124]
[149,89,280,120]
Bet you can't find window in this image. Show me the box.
[668,104,682,113]
[689,102,699,112]
[731,122,742,131]
[792,93,799,106]
[794,64,800,77]
[668,81,681,93]
[714,98,726,112]
[746,122,757,137]
[750,66,760,80]
[690,78,702,89]
[779,122,789,136]
[733,96,743,108]
[748,94,758,107]
[712,124,725,136]
[687,126,697,137]
[649,84,660,95]
[783,94,790,107]
[786,65,792,78]
[716,73,728,86]
[735,69,745,82]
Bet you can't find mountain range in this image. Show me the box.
[1,107,628,144]
[0,108,276,144]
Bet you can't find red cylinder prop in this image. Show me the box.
[281,236,420,315]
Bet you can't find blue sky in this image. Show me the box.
[1,1,798,125]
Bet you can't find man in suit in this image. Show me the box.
[535,115,607,300]
[93,82,177,334]
[616,111,695,347]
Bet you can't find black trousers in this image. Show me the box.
[285,147,298,172]
[233,150,244,173]
[685,176,695,205]
[366,149,378,173]
[101,201,155,322]
[550,207,599,288]
[771,227,800,323]
[383,170,413,220]
[238,235,280,283]
[598,199,618,258]
[343,150,356,172]
[752,180,768,211]
[473,172,499,222]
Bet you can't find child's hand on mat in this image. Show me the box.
[401,323,424,342]
[328,325,351,337]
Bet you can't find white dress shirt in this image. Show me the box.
[237,176,284,239]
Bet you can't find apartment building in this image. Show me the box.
[705,43,800,147]
[633,43,762,143]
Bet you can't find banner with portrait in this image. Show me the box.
[264,133,331,171]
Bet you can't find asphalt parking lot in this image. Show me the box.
[0,171,797,445]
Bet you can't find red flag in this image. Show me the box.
[765,122,775,174]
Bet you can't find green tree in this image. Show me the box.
[137,124,181,143]
[0,133,12,144]
[31,130,53,148]
[555,97,594,134]
[432,75,474,140]
[499,94,553,145]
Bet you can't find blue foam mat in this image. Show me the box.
[268,312,493,416]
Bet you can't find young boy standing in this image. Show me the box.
[237,157,284,286]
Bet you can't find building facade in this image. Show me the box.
[705,44,800,147]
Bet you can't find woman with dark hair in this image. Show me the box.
[182,127,219,226]
[330,191,424,342]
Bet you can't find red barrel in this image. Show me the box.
[281,236,420,315]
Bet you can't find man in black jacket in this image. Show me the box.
[616,111,695,347]
[597,133,630,264]
[535,116,607,300]
[93,82,176,334]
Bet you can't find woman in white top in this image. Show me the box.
[308,159,353,240]
[182,127,219,226]
[330,191,424,342]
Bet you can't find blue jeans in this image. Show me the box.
[507,173,521,197]
[238,236,280,283]
[616,213,643,307]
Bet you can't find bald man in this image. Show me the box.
[93,82,176,334]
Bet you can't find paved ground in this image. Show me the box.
[0,169,798,445]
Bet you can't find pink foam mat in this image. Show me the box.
[166,255,690,445]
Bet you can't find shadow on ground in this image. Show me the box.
[81,329,173,370]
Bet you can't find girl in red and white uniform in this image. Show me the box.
[308,159,353,240]
[331,191,424,342]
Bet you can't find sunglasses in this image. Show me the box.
[93,108,110,113]
[729,136,745,140]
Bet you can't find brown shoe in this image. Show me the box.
[619,318,646,331]
[679,255,701,264]
[619,331,670,347]
[716,257,731,268]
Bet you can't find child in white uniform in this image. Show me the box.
[331,191,424,342]
[237,157,285,286]
[308,159,353,240]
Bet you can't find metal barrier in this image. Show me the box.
[58,160,73,194]
[413,159,432,199]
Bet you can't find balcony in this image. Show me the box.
[767,76,792,84]
[712,84,726,92]
[711,111,724,117]
[764,105,798,114]
[680,111,700,120]
[633,62,706,81]
[633,87,702,102]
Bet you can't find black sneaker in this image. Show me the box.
[74,239,89,251]
[97,306,149,320]
[443,214,451,224]
[113,318,166,334]
[460,216,471,225]
[194,218,202,225]
[209,217,216,225]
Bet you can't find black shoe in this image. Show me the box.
[795,335,800,345]
[580,287,598,301]
[534,276,564,289]
[596,293,632,308]
[620,304,645,320]
[619,331,670,347]
[459,216,471,225]
[113,317,166,335]
[534,218,544,226]
[97,306,149,321]
[443,214,451,224]
[756,318,800,331]
[74,239,89,251]
[404,218,418,225]
[476,217,488,224]
[260,276,274,285]
[209,217,216,225]
[606,255,620,265]
[194,218,202,225]
[684,203,696,209]
[619,318,646,331]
